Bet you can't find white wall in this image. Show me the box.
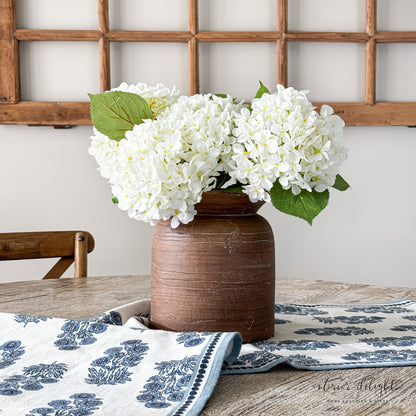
[1,0,416,286]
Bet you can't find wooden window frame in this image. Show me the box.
[1,0,416,127]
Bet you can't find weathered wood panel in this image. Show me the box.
[1,0,416,126]
[0,102,91,125]
[0,0,19,103]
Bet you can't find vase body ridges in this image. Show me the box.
[150,190,275,342]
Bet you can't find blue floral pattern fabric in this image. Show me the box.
[85,340,149,386]
[54,320,109,350]
[0,300,241,416]
[0,362,68,396]
[223,299,416,373]
[2,299,416,415]
[26,392,103,415]
[0,340,25,370]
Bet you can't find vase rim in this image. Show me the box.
[195,190,264,216]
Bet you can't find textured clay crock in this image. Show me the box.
[150,190,275,342]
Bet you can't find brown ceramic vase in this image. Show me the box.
[150,190,275,342]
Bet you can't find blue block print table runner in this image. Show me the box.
[1,299,416,415]
[0,300,240,416]
[224,299,416,373]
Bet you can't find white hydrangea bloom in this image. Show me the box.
[90,82,348,227]
[88,128,119,179]
[89,91,242,228]
[228,85,348,202]
[112,82,181,118]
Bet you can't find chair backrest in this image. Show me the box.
[0,231,95,279]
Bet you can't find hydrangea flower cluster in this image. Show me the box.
[89,82,348,227]
[112,82,181,118]
[226,85,348,202]
[89,83,242,228]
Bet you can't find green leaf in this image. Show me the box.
[254,81,270,99]
[111,194,119,204]
[214,93,228,98]
[223,186,243,193]
[248,81,270,112]
[270,181,329,225]
[332,174,350,191]
[89,91,153,141]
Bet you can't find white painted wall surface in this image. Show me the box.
[1,0,415,286]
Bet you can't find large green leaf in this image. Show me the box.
[89,91,153,141]
[332,174,350,191]
[270,181,329,225]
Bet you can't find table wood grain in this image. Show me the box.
[1,276,415,416]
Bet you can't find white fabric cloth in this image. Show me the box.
[0,300,240,416]
[225,299,416,373]
[2,299,416,415]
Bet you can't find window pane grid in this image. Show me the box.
[0,0,415,126]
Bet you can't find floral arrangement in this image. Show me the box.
[89,81,349,228]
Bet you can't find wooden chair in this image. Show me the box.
[0,231,95,279]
